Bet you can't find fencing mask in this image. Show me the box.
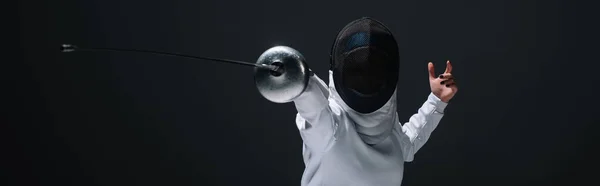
[329,17,400,145]
[330,17,399,114]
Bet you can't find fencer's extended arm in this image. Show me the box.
[294,73,336,152]
[397,93,448,162]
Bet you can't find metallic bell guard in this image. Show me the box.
[254,46,311,103]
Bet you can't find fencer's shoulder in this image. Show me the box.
[293,97,340,131]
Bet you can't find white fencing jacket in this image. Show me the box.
[293,71,448,186]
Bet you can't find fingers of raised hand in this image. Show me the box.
[438,73,456,87]
[444,60,453,74]
[438,73,453,80]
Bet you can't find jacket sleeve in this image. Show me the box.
[294,73,336,152]
[398,92,448,162]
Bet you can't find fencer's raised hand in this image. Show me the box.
[428,60,458,103]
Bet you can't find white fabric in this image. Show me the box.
[338,83,398,145]
[293,70,448,186]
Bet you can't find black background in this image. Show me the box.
[12,0,599,185]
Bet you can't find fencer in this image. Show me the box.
[292,17,458,186]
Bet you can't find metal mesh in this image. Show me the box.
[330,17,399,113]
